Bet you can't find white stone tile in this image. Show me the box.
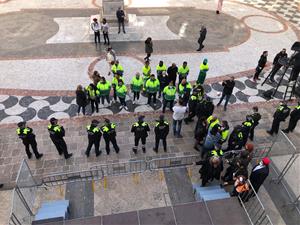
[4,104,27,115]
[47,112,70,120]
[28,100,50,111]
[0,95,10,102]
[49,100,70,112]
[1,115,23,123]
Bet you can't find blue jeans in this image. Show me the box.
[218,93,231,109]
[173,119,183,135]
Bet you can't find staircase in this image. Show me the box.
[193,184,230,202]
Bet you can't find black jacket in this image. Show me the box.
[258,55,267,68]
[273,105,290,121]
[167,66,178,82]
[116,9,125,22]
[154,121,169,138]
[249,112,261,127]
[87,125,102,141]
[131,122,150,138]
[222,80,235,95]
[273,52,287,66]
[48,125,65,139]
[198,28,207,42]
[250,164,269,192]
[290,107,300,120]
[76,90,87,106]
[196,100,214,119]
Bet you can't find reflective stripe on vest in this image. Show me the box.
[211,149,223,156]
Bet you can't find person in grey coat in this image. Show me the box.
[144,37,153,61]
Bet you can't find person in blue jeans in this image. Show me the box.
[217,76,235,111]
[172,98,187,138]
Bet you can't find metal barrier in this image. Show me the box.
[42,168,104,187]
[91,160,147,176]
[148,154,201,171]
[238,180,273,225]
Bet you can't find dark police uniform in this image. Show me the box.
[101,122,119,155]
[249,112,261,141]
[131,121,150,153]
[153,119,169,152]
[227,125,244,151]
[283,104,300,133]
[48,123,72,159]
[267,104,290,135]
[241,117,254,146]
[184,93,199,124]
[16,124,43,159]
[86,124,102,157]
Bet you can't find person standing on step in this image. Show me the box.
[178,61,190,85]
[153,114,169,153]
[241,115,254,146]
[76,85,87,116]
[269,48,287,83]
[116,7,126,34]
[85,120,102,157]
[267,102,290,135]
[282,102,300,133]
[197,26,207,51]
[146,74,160,107]
[144,37,153,61]
[249,157,270,193]
[162,81,176,113]
[248,106,261,141]
[217,76,235,111]
[97,77,111,106]
[172,98,187,138]
[101,118,120,155]
[131,115,150,154]
[16,122,43,159]
[142,60,151,91]
[116,79,128,110]
[184,90,200,124]
[101,18,110,45]
[91,18,101,44]
[48,118,72,159]
[253,51,268,82]
[227,125,244,151]
[85,83,99,115]
[131,72,143,104]
[197,59,209,85]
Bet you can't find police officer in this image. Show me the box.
[241,115,254,146]
[196,96,214,119]
[178,61,190,84]
[48,118,72,159]
[267,102,290,135]
[162,81,176,113]
[282,102,300,133]
[248,106,261,141]
[219,120,229,144]
[146,74,160,106]
[101,118,120,155]
[209,148,224,158]
[153,115,169,153]
[86,120,102,157]
[16,122,43,159]
[184,90,199,124]
[227,125,244,151]
[131,115,150,154]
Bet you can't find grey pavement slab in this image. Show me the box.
[139,206,176,225]
[103,211,138,225]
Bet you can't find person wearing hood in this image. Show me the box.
[197,59,209,85]
[131,115,150,154]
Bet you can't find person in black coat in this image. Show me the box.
[194,116,207,151]
[267,102,290,135]
[248,106,261,141]
[131,115,150,154]
[153,115,169,153]
[85,120,102,157]
[184,91,200,124]
[76,85,87,116]
[197,26,207,51]
[282,102,300,133]
[144,37,153,61]
[250,157,270,193]
[269,48,287,82]
[227,125,244,151]
[196,96,214,119]
[217,76,235,111]
[167,63,178,86]
[253,51,268,82]
[116,7,126,34]
[196,156,223,186]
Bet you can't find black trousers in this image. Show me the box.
[51,138,69,158]
[118,20,125,33]
[90,99,99,113]
[101,95,110,104]
[103,32,110,45]
[145,53,151,60]
[133,91,140,101]
[77,105,85,115]
[163,100,174,113]
[148,92,157,104]
[286,118,298,132]
[158,84,167,98]
[269,64,282,80]
[253,66,264,80]
[86,138,101,156]
[94,31,100,43]
[134,136,146,147]
[113,87,117,101]
[249,125,257,141]
[23,138,40,158]
[119,97,126,106]
[270,119,281,134]
[155,137,167,151]
[185,110,196,122]
[104,136,119,154]
[198,38,205,50]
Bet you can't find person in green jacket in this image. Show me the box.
[97,77,111,106]
[146,74,160,106]
[162,81,176,113]
[112,74,124,103]
[116,79,128,110]
[142,60,151,91]
[197,58,209,84]
[178,79,192,105]
[131,72,143,104]
[111,60,124,76]
[178,61,190,85]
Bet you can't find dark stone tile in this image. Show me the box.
[19,96,36,107]
[103,211,138,225]
[1,96,18,108]
[211,83,223,92]
[64,104,78,117]
[37,106,55,120]
[19,107,36,121]
[234,80,246,90]
[45,96,61,105]
[244,79,258,89]
[139,207,175,225]
[235,91,249,102]
[173,202,212,225]
[203,84,212,93]
[62,96,75,104]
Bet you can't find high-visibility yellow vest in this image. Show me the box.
[97,81,111,96]
[111,64,124,74]
[178,82,192,96]
[131,76,143,92]
[163,86,176,101]
[178,66,189,76]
